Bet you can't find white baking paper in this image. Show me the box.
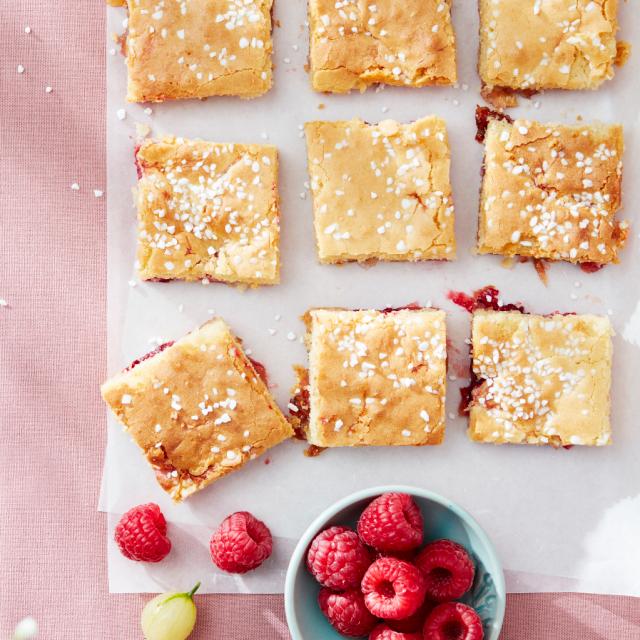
[104,1,640,594]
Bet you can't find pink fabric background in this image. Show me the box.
[1,2,638,637]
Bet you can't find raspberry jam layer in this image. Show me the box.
[458,370,481,416]
[125,341,174,372]
[133,144,143,179]
[579,262,604,274]
[248,357,269,386]
[475,105,514,143]
[447,285,525,314]
[379,302,422,314]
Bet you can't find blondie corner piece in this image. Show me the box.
[125,0,273,102]
[135,137,280,285]
[478,117,627,266]
[101,319,293,501]
[478,0,622,96]
[468,310,613,447]
[309,0,457,93]
[294,307,447,447]
[305,117,456,264]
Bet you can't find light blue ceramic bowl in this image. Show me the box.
[285,485,505,640]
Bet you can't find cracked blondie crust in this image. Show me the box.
[101,318,293,501]
[309,0,457,93]
[135,136,280,285]
[125,0,273,102]
[468,310,613,447]
[478,116,627,266]
[304,117,456,264]
[294,307,447,447]
[479,0,624,99]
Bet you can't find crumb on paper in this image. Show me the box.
[135,122,151,139]
[615,41,632,67]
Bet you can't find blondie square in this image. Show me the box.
[479,0,622,95]
[468,310,613,447]
[309,0,457,93]
[125,0,273,102]
[478,117,627,265]
[135,136,280,285]
[305,117,456,264]
[101,319,293,501]
[294,307,447,447]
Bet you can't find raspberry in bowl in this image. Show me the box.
[284,486,505,640]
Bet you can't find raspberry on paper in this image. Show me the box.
[307,525,372,589]
[361,557,427,620]
[422,602,484,640]
[415,539,475,602]
[114,503,171,563]
[318,587,378,638]
[210,511,272,574]
[358,493,423,552]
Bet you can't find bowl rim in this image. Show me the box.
[284,484,506,640]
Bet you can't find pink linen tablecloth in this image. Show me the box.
[1,2,639,638]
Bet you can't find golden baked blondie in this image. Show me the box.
[101,318,293,501]
[305,117,456,264]
[292,307,447,447]
[478,116,627,266]
[479,0,623,96]
[309,0,457,93]
[468,310,613,447]
[125,0,273,102]
[135,136,280,285]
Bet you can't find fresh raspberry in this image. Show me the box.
[358,493,423,552]
[361,557,426,620]
[370,623,423,640]
[318,588,378,638]
[389,599,436,633]
[114,503,171,562]
[422,602,484,640]
[415,539,475,602]
[307,526,372,589]
[210,511,272,574]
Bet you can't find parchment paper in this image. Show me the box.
[103,0,640,594]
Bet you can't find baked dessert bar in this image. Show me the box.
[309,0,457,93]
[479,0,623,100]
[101,319,293,501]
[468,310,613,446]
[291,307,447,447]
[478,116,627,266]
[305,117,456,264]
[135,136,280,285]
[125,0,273,102]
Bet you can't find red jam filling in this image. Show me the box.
[134,144,143,179]
[125,341,174,372]
[447,285,525,314]
[379,302,422,314]
[458,369,481,416]
[475,105,514,143]
[248,357,269,386]
[579,262,604,274]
